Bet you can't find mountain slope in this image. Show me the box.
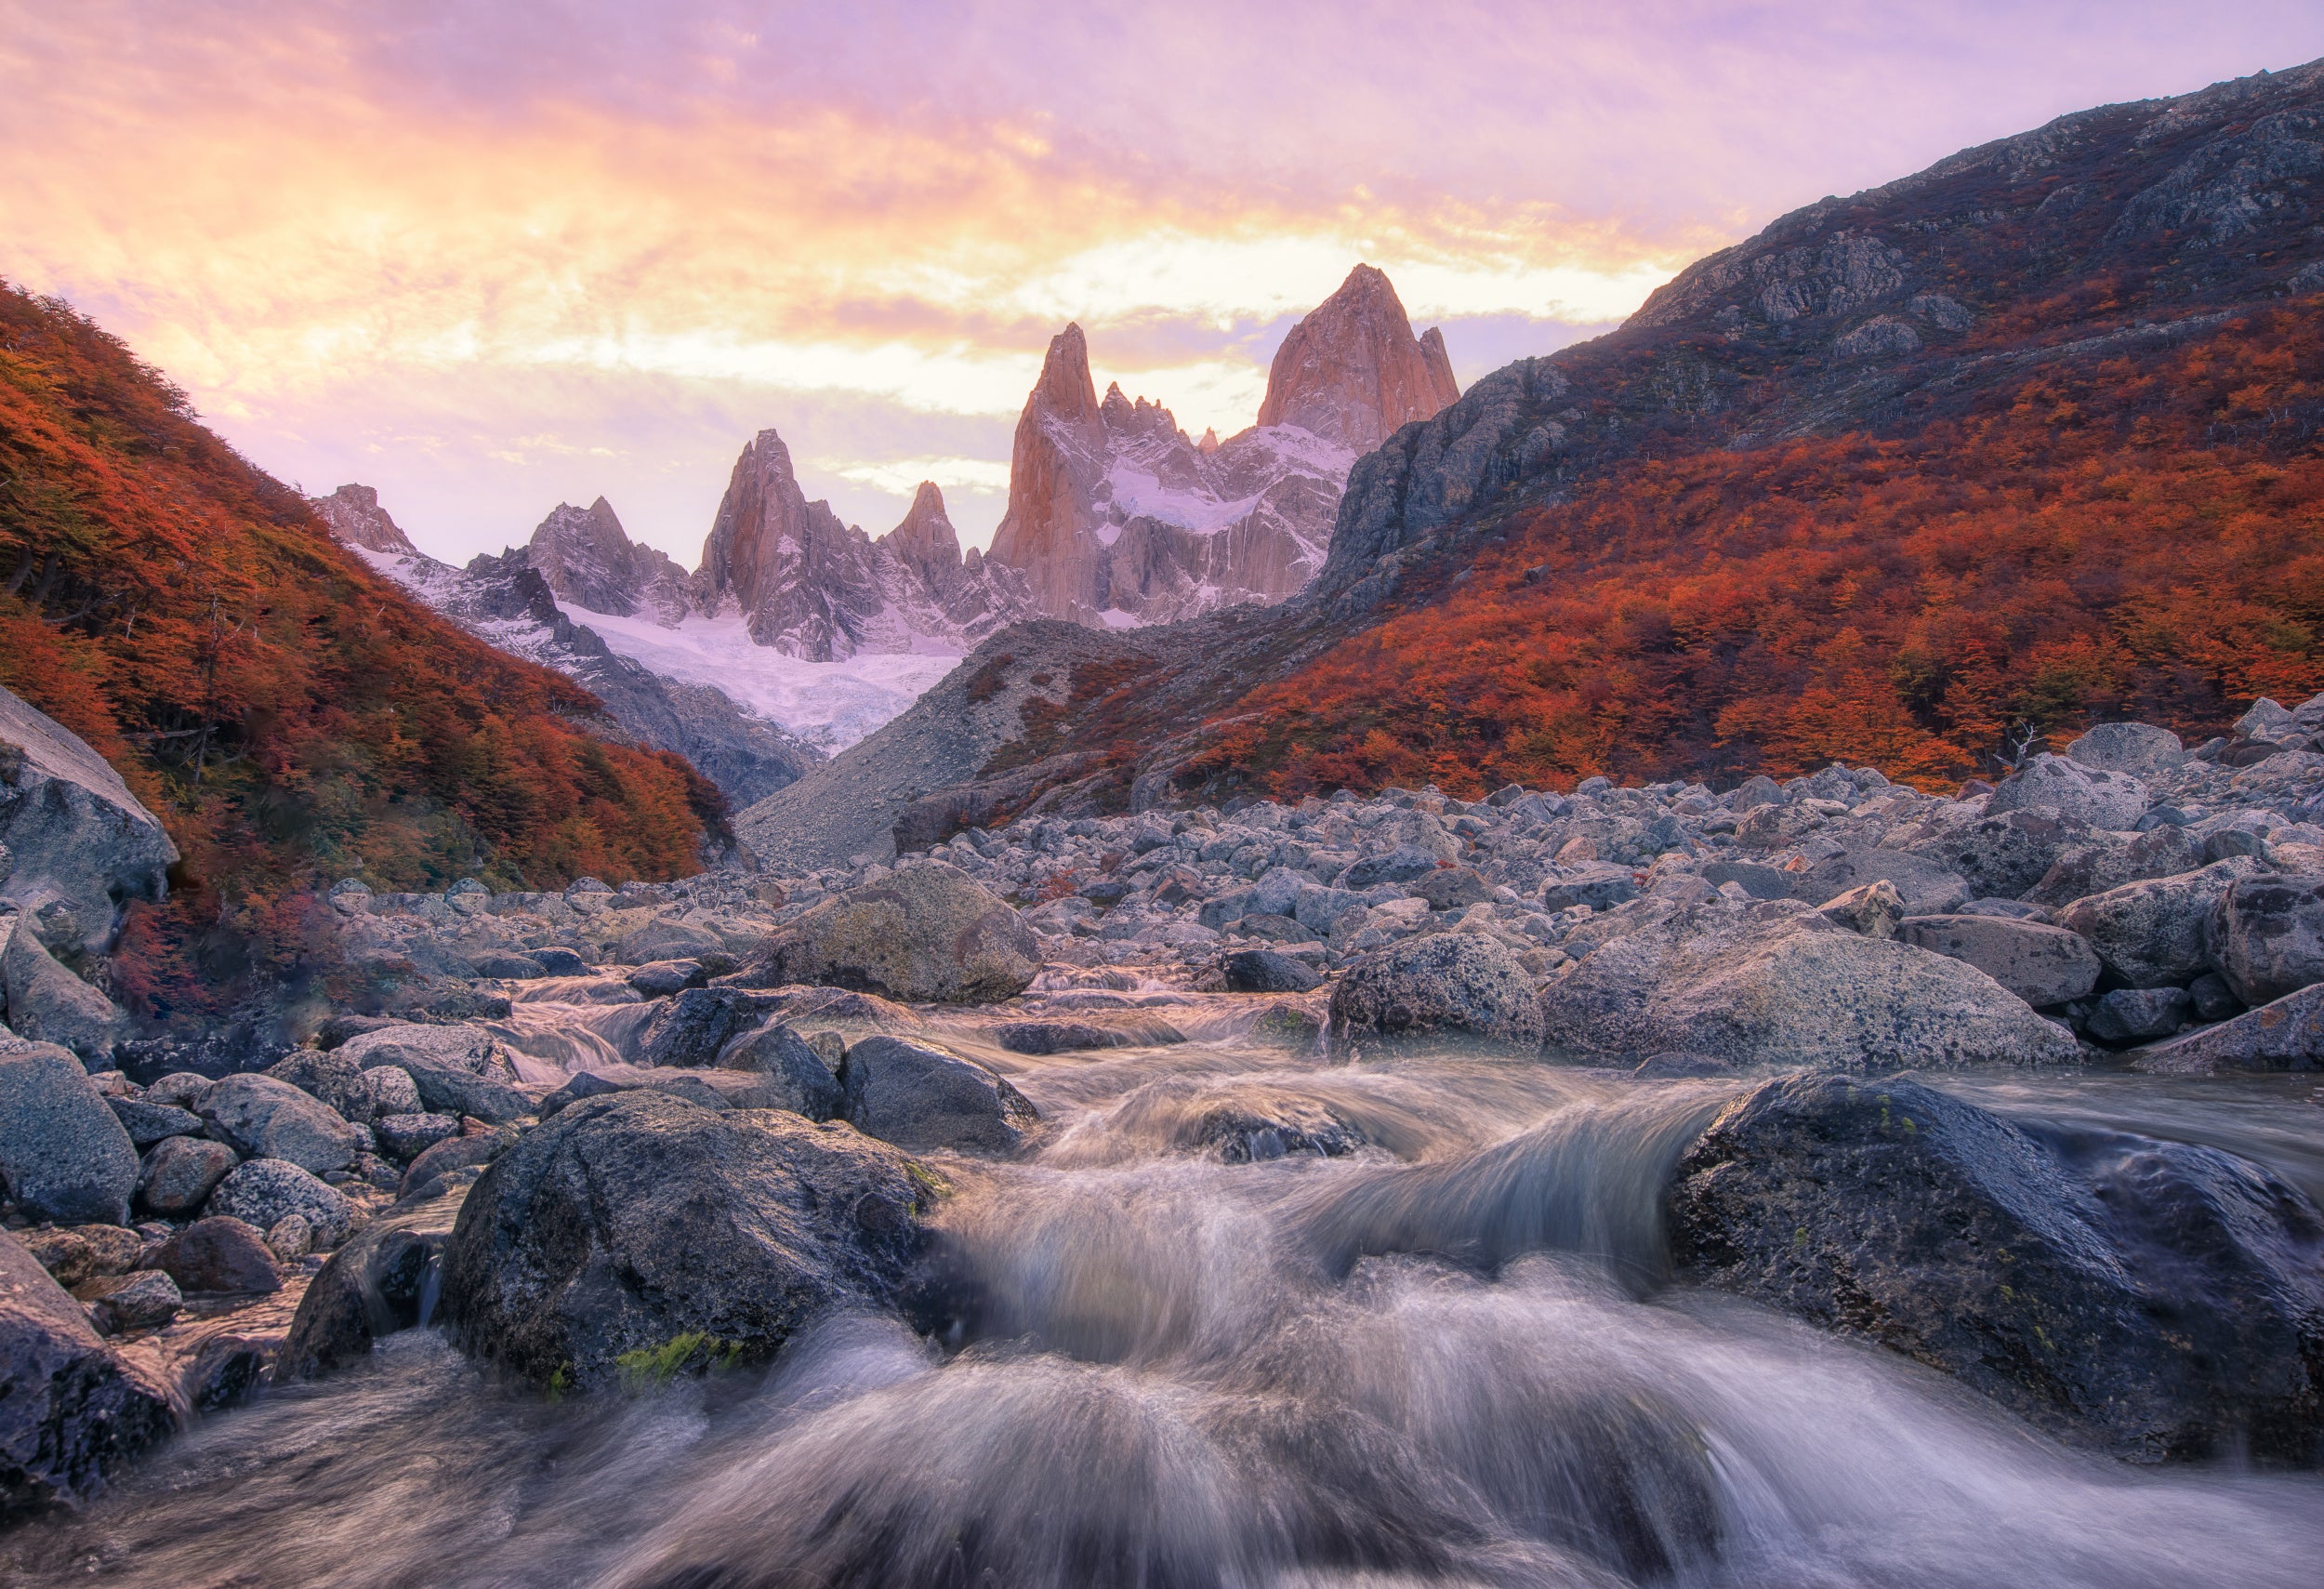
[317,486,822,805]
[756,58,2324,853]
[0,285,716,1019]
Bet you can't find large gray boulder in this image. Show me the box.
[0,1039,139,1225]
[1538,902,2077,1070]
[747,863,1038,1004]
[1888,806,2096,901]
[0,915,121,1060]
[336,1022,534,1125]
[0,1230,175,1521]
[2066,722,2185,777]
[204,1159,354,1248]
[196,1074,367,1175]
[1987,753,2148,829]
[2208,872,2324,1007]
[2054,857,2265,988]
[638,987,789,1067]
[1327,934,1546,1058]
[438,1091,939,1390]
[2136,982,2324,1074]
[2020,823,2201,909]
[1784,849,1970,918]
[1895,915,2102,1007]
[840,1035,1039,1155]
[717,1024,846,1120]
[1669,1073,2324,1463]
[0,685,177,958]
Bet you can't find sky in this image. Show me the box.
[2,3,2318,565]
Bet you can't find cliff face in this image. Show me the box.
[980,267,1459,628]
[310,483,418,555]
[526,497,693,626]
[1256,263,1462,449]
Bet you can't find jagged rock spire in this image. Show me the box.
[1256,263,1461,449]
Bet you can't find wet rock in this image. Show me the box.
[995,1016,1185,1054]
[2208,872,2324,1006]
[627,958,706,998]
[1221,948,1325,994]
[205,1159,354,1248]
[373,1112,460,1161]
[1816,879,1904,938]
[2135,982,2324,1073]
[105,1096,204,1149]
[152,1217,280,1295]
[1327,933,1545,1059]
[399,1129,515,1198]
[1668,1072,2324,1463]
[196,1074,367,1175]
[1540,904,2077,1070]
[1895,915,2102,1007]
[135,1135,238,1217]
[75,1269,180,1335]
[279,1172,473,1381]
[2187,972,2245,1023]
[2065,722,2186,777]
[536,1071,628,1119]
[1176,1088,1367,1162]
[0,1230,174,1519]
[2086,987,2193,1045]
[0,919,121,1060]
[715,1025,843,1119]
[1632,1051,1734,1079]
[748,863,1039,1003]
[470,952,547,980]
[0,1039,139,1225]
[314,1013,400,1051]
[615,917,726,964]
[2054,857,2264,988]
[1987,753,2147,828]
[532,946,592,977]
[640,987,789,1067]
[438,1091,938,1391]
[337,1022,533,1125]
[840,1035,1039,1155]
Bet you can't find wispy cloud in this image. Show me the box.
[1,1,2315,561]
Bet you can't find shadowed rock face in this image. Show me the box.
[310,483,417,556]
[1669,1072,2324,1463]
[525,497,693,625]
[437,1091,938,1390]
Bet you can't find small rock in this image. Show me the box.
[2064,722,2185,777]
[471,952,547,980]
[1816,879,1905,938]
[2085,987,2193,1046]
[0,1039,139,1225]
[198,1073,368,1174]
[204,1159,355,1248]
[1895,915,2102,1007]
[1327,934,1546,1058]
[265,1214,314,1262]
[105,1096,205,1148]
[76,1268,181,1334]
[1340,845,1443,890]
[1410,867,1493,910]
[2186,972,2244,1023]
[746,863,1040,1004]
[994,1017,1185,1054]
[1221,949,1325,994]
[1987,753,2147,829]
[399,1130,515,1198]
[2207,872,2324,1007]
[627,959,706,998]
[532,946,593,977]
[373,1112,461,1161]
[153,1216,282,1294]
[2135,982,2324,1074]
[136,1134,239,1217]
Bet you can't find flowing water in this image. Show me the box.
[10,1002,2324,1588]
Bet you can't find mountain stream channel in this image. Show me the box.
[8,981,2324,1589]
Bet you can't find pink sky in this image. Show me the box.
[3,2,2317,563]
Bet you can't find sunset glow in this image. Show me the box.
[3,1,2315,561]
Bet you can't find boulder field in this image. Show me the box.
[10,692,2324,1517]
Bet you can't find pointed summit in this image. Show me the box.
[1256,264,1460,449]
[313,483,418,556]
[1033,323,1104,433]
[881,481,962,579]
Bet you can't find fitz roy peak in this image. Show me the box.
[983,264,1461,627]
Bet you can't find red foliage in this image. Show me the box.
[1188,305,2324,801]
[0,285,706,1019]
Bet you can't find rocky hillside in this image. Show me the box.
[0,285,719,1023]
[799,59,2324,839]
[314,487,820,807]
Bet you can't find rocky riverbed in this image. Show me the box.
[7,695,2324,1582]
